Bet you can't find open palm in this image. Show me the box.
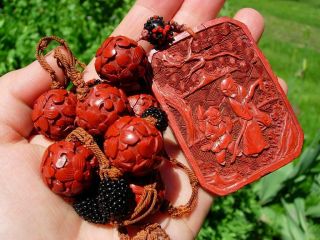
[0,0,288,239]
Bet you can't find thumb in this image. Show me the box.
[0,47,66,142]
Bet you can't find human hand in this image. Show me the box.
[0,0,288,239]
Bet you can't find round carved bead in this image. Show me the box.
[143,16,174,49]
[128,94,159,117]
[75,83,129,136]
[41,141,98,198]
[104,116,164,176]
[95,36,149,93]
[32,89,77,140]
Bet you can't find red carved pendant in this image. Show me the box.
[149,17,304,196]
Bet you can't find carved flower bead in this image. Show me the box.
[41,141,98,198]
[127,94,159,117]
[32,89,77,140]
[104,116,163,176]
[75,83,129,136]
[95,36,149,93]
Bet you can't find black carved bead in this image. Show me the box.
[73,179,107,224]
[73,194,107,224]
[144,16,165,31]
[97,178,135,222]
[142,107,168,132]
[143,15,174,49]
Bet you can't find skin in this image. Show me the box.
[0,0,288,239]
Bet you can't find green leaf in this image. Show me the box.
[282,199,300,225]
[256,164,294,204]
[281,199,307,240]
[285,215,306,240]
[281,198,311,240]
[291,131,320,179]
[294,198,308,234]
[306,205,320,218]
[260,206,283,231]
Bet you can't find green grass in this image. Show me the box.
[0,0,135,74]
[0,0,319,239]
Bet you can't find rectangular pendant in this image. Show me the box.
[149,17,304,196]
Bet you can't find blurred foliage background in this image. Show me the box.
[0,0,319,239]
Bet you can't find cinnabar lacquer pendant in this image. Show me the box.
[149,17,304,196]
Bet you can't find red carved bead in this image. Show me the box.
[32,89,77,140]
[130,171,165,207]
[75,83,129,136]
[104,116,164,176]
[40,141,98,198]
[130,184,145,204]
[128,94,159,117]
[95,36,149,93]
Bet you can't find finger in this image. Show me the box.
[156,128,213,238]
[83,0,184,81]
[173,0,225,27]
[278,77,288,94]
[5,49,66,107]
[233,8,265,42]
[113,0,184,39]
[29,134,54,148]
[0,50,65,142]
[158,189,213,239]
